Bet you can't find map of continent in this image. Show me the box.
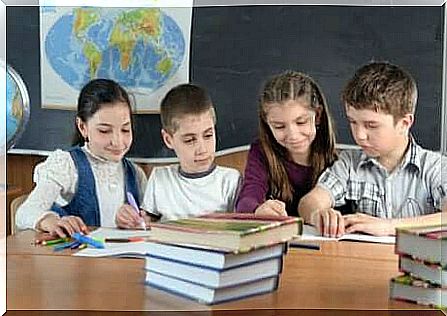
[41,7,190,112]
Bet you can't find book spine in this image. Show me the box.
[146,253,284,272]
[145,280,213,305]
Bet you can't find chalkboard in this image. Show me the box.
[7,5,444,159]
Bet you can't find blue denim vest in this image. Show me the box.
[51,146,140,226]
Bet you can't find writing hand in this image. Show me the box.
[255,199,287,217]
[115,204,145,229]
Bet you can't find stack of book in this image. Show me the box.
[389,224,446,308]
[144,212,302,304]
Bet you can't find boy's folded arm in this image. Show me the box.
[389,212,444,231]
[298,185,333,225]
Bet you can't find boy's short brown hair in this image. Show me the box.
[160,83,216,133]
[341,62,418,121]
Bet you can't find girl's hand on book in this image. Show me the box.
[310,208,344,238]
[255,199,287,217]
[39,213,88,238]
[344,213,394,236]
[115,204,145,229]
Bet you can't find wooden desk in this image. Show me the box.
[317,240,396,261]
[7,230,88,256]
[8,230,396,260]
[7,232,437,313]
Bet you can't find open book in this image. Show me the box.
[88,227,152,240]
[292,225,395,244]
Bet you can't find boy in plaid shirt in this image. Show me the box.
[299,62,446,237]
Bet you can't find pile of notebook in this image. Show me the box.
[389,224,446,308]
[144,212,302,304]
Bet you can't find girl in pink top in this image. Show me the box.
[236,70,338,217]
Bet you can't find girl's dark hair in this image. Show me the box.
[72,79,132,146]
[259,70,338,204]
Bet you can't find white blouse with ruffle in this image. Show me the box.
[15,146,147,230]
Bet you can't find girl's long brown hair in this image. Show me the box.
[259,70,338,204]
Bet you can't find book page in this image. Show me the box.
[297,225,395,244]
[73,241,151,258]
[71,228,153,258]
[89,227,151,240]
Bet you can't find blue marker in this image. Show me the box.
[127,192,147,230]
[72,232,105,249]
[53,240,79,252]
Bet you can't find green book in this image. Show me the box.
[149,212,302,252]
[390,274,446,309]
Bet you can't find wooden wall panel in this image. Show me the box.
[6,151,248,235]
[6,151,248,196]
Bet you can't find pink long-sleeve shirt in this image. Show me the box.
[235,140,313,217]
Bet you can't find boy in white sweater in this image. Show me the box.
[118,83,241,225]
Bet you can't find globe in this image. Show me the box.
[6,65,30,151]
[44,7,185,92]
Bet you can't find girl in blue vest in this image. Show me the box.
[16,79,147,237]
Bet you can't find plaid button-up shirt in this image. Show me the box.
[317,138,446,218]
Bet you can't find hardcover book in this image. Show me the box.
[146,271,279,305]
[395,224,447,266]
[144,241,286,270]
[389,274,446,308]
[145,254,283,288]
[399,255,446,287]
[149,212,302,252]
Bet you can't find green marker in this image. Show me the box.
[42,237,70,246]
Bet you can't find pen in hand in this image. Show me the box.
[126,192,146,230]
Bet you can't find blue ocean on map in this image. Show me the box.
[44,8,185,92]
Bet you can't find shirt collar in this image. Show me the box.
[357,135,421,172]
[82,144,121,166]
[400,135,422,172]
[179,163,217,179]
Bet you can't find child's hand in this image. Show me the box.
[39,213,88,238]
[344,213,394,236]
[310,208,344,238]
[115,204,145,229]
[255,199,287,216]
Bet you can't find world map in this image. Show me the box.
[42,7,189,111]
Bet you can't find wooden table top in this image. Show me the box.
[6,230,434,312]
[7,229,397,260]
